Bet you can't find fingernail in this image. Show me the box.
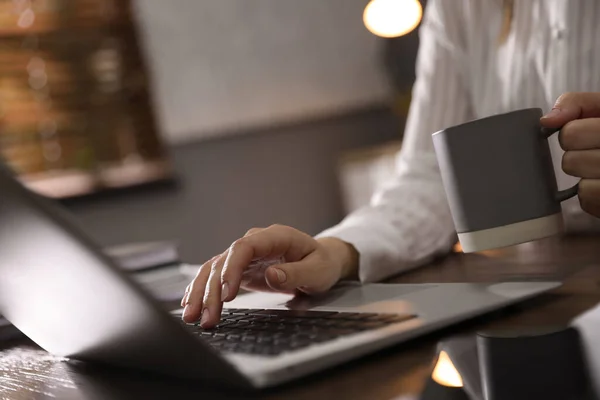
[181,294,190,307]
[200,308,210,327]
[542,108,561,119]
[182,304,192,320]
[221,282,229,301]
[273,268,287,283]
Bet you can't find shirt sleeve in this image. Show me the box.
[316,0,475,283]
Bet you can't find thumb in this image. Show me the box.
[541,92,600,128]
[264,257,333,293]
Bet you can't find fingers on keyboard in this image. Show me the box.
[187,309,417,356]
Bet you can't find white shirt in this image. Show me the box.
[318,0,600,283]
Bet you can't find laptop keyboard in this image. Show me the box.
[186,308,416,357]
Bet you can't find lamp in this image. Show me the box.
[477,327,593,400]
[368,0,425,124]
[421,328,596,400]
[363,0,423,38]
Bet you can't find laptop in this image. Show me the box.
[0,163,561,389]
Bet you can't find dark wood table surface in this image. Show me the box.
[2,234,600,400]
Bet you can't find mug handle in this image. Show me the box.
[541,127,579,202]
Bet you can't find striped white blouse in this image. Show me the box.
[318,0,600,283]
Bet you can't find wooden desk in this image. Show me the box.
[2,235,600,400]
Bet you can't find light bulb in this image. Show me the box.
[363,0,423,38]
[431,350,464,388]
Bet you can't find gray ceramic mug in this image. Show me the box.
[432,108,579,252]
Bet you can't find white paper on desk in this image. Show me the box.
[571,302,600,397]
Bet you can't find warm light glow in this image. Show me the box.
[363,0,423,38]
[432,350,464,388]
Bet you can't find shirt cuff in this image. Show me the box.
[315,224,436,284]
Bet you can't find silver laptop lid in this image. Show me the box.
[0,162,245,385]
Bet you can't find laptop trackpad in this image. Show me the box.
[228,283,436,311]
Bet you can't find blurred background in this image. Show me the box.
[0,0,423,264]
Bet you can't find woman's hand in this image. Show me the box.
[180,225,358,328]
[541,92,600,217]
